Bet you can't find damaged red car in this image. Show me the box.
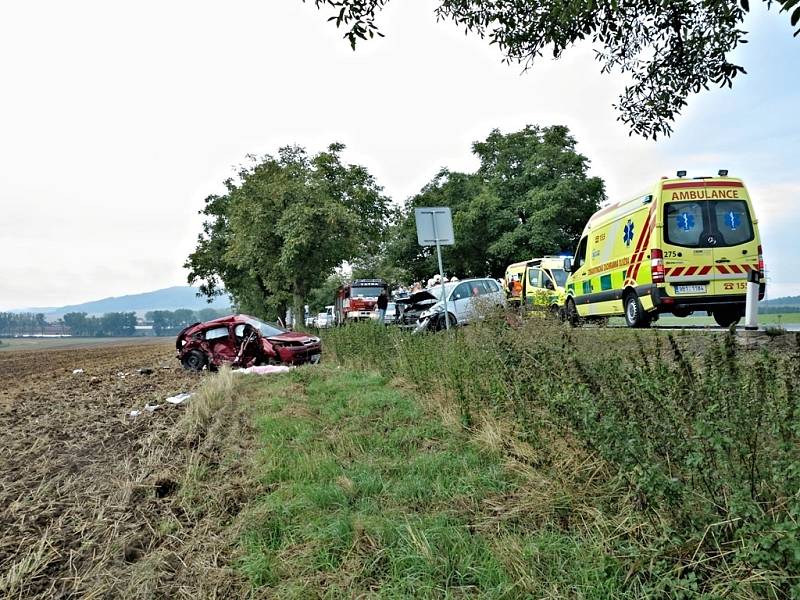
[175,314,322,371]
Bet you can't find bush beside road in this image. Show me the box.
[322,321,800,598]
[3,323,799,597]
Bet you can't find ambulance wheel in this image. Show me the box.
[550,305,563,321]
[624,292,651,328]
[713,309,741,328]
[565,298,580,327]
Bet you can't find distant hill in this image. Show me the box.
[13,286,231,318]
[761,295,800,307]
[760,295,800,314]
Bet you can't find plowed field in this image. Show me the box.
[0,341,236,598]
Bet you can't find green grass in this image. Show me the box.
[236,366,630,598]
[605,312,800,328]
[320,320,800,598]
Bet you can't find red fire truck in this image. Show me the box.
[334,279,388,325]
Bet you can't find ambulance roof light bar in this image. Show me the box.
[677,170,687,178]
[718,169,728,176]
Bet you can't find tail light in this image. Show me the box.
[757,244,764,277]
[651,249,665,283]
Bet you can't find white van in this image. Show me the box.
[417,278,506,331]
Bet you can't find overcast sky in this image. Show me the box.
[1,1,798,310]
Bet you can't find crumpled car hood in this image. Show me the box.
[397,290,442,305]
[267,331,319,343]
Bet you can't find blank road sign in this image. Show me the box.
[415,207,454,246]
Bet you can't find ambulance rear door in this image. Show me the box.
[661,192,716,297]
[706,195,758,297]
[661,182,757,298]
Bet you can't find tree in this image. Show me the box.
[35,313,47,336]
[307,0,800,139]
[196,307,225,322]
[63,312,89,336]
[386,125,604,282]
[307,273,347,314]
[186,144,391,322]
[173,309,196,328]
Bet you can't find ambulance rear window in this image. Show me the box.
[665,202,704,247]
[712,201,754,246]
[664,200,754,248]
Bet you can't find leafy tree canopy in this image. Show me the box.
[385,125,604,282]
[307,0,800,138]
[185,144,390,322]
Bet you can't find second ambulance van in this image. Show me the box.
[504,256,569,315]
[563,172,765,328]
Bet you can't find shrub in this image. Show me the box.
[323,320,800,597]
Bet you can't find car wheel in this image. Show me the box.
[565,298,580,327]
[181,349,207,371]
[434,312,456,331]
[713,309,741,328]
[624,292,651,328]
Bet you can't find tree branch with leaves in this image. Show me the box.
[307,0,799,138]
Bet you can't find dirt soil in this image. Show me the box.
[0,341,251,598]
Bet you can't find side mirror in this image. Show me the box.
[563,257,573,273]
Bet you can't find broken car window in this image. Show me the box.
[204,327,229,341]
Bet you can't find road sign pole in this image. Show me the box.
[430,213,450,331]
[415,207,454,331]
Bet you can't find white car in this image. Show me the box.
[370,302,398,323]
[417,278,506,331]
[316,305,336,328]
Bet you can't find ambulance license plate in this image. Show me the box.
[674,285,706,294]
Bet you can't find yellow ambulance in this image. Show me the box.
[504,256,569,316]
[563,172,765,328]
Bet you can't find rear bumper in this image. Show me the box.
[649,285,764,313]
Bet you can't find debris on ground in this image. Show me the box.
[72,368,84,374]
[235,364,293,375]
[144,403,160,412]
[165,392,192,405]
[137,367,154,375]
[1,341,210,598]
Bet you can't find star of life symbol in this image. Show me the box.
[623,219,635,247]
[678,212,695,231]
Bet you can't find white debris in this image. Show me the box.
[235,365,293,375]
[129,410,141,418]
[144,403,160,412]
[72,369,84,375]
[165,392,193,405]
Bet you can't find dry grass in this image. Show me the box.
[0,344,260,599]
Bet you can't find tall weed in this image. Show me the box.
[323,321,800,597]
